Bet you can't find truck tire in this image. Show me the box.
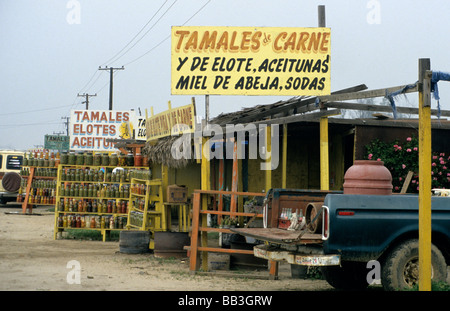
[2,172,21,192]
[322,261,369,290]
[381,239,447,291]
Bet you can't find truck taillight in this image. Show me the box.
[322,205,329,240]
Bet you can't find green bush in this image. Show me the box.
[365,136,450,193]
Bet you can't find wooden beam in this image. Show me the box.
[221,84,367,124]
[282,124,287,188]
[324,101,450,117]
[317,83,418,102]
[265,125,272,192]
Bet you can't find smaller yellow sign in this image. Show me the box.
[146,103,196,141]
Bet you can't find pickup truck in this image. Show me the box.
[233,189,450,291]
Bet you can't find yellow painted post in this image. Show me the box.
[320,116,329,191]
[265,125,272,191]
[282,124,287,188]
[264,125,278,279]
[418,59,432,291]
[201,136,210,271]
[161,165,169,230]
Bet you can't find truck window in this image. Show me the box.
[6,155,22,170]
[0,155,2,169]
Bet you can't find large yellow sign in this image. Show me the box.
[171,26,330,96]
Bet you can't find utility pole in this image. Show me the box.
[77,93,97,110]
[61,116,70,136]
[98,66,125,110]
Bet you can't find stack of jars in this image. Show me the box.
[59,183,130,199]
[17,179,57,204]
[23,151,59,168]
[57,214,127,229]
[60,151,147,167]
[58,198,129,214]
[60,168,130,183]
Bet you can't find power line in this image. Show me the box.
[0,104,75,116]
[124,0,211,66]
[101,0,171,66]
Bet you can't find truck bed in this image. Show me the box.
[231,227,323,245]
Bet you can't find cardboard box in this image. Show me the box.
[167,184,188,203]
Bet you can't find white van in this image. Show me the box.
[0,150,24,204]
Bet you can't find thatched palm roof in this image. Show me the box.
[142,136,194,169]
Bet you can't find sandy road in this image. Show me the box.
[0,204,334,292]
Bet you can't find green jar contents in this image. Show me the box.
[94,153,102,166]
[85,153,93,166]
[110,153,118,166]
[61,152,69,164]
[118,153,126,166]
[76,152,84,165]
[68,152,76,165]
[126,153,134,166]
[101,153,109,166]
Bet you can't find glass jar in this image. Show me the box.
[126,153,134,166]
[94,153,102,166]
[110,153,118,166]
[134,153,142,167]
[76,152,84,166]
[68,152,76,165]
[101,153,110,166]
[85,152,93,166]
[60,152,68,165]
[118,153,126,166]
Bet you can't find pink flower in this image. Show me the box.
[414,147,418,151]
[443,166,447,170]
[440,153,445,156]
[433,155,438,160]
[407,148,411,152]
[398,146,402,150]
[399,177,403,181]
[395,186,399,191]
[441,160,445,165]
[377,158,381,162]
[368,153,373,160]
[432,162,437,167]
[402,164,406,169]
[412,180,416,184]
[407,137,412,141]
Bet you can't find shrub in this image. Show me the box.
[364,136,450,193]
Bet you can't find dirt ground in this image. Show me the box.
[0,203,335,292]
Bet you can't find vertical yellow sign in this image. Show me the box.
[171,26,331,96]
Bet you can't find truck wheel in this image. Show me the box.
[322,261,369,290]
[381,239,447,291]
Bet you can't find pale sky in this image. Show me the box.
[1,0,449,150]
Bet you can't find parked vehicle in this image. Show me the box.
[0,150,24,204]
[234,188,450,290]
